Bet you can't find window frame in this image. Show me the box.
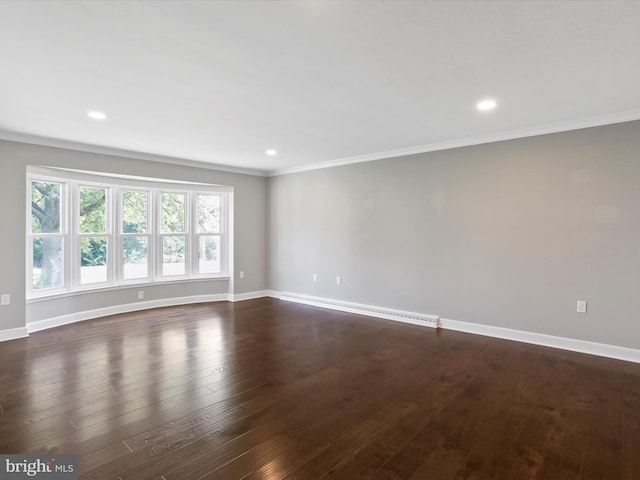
[28,179,69,296]
[26,167,232,300]
[158,189,190,279]
[193,192,226,277]
[119,188,153,283]
[74,181,113,288]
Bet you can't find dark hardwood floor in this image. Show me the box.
[1,297,639,479]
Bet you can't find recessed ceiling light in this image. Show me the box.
[477,99,497,111]
[265,149,277,156]
[88,111,107,120]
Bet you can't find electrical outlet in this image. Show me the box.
[576,300,587,313]
[0,294,10,306]
[138,291,144,300]
[239,271,245,279]
[312,273,317,282]
[336,276,341,285]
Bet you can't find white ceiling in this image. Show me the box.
[1,1,640,176]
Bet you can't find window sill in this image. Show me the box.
[26,276,231,304]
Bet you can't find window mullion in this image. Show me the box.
[189,191,196,277]
[155,189,162,281]
[113,186,121,284]
[148,189,155,281]
[62,182,69,291]
[220,194,226,276]
[69,181,78,290]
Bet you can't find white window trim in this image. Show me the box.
[27,166,232,300]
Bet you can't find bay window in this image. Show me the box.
[27,167,231,298]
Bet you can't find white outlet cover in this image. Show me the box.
[336,276,341,285]
[577,300,587,313]
[0,294,9,306]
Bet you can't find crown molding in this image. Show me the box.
[3,108,640,179]
[267,109,640,177]
[0,130,267,177]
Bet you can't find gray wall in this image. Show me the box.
[269,121,640,350]
[0,139,268,330]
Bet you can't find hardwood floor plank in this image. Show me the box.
[81,406,254,479]
[581,435,622,480]
[198,434,296,479]
[282,399,415,480]
[622,411,640,480]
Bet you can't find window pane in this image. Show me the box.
[123,237,148,280]
[80,237,107,284]
[162,236,185,276]
[162,193,185,233]
[198,235,221,274]
[198,195,220,233]
[79,186,107,233]
[31,181,61,234]
[32,237,63,289]
[122,191,148,233]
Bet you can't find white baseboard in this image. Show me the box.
[0,326,29,342]
[228,290,270,302]
[27,294,229,333]
[280,292,439,328]
[439,317,640,364]
[277,291,640,364]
